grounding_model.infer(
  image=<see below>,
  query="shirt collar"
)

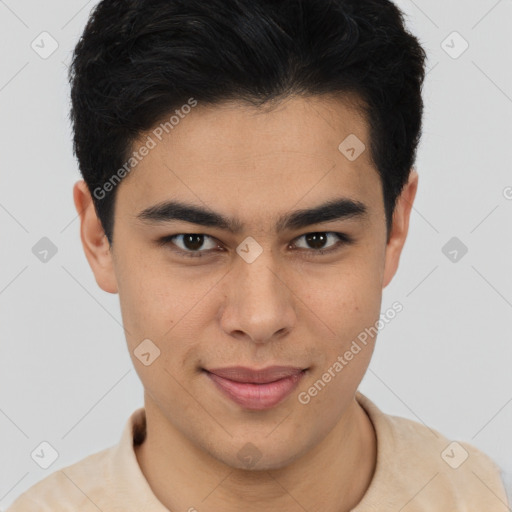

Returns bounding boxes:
[109,392,389,510]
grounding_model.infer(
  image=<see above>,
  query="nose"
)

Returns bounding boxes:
[218,247,297,345]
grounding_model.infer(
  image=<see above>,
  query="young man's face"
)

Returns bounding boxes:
[75,94,417,470]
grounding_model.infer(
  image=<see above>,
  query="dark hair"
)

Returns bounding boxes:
[68,0,427,246]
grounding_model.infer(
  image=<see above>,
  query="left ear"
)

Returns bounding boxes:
[382,169,419,289]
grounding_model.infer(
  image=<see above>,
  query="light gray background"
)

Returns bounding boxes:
[1,0,511,508]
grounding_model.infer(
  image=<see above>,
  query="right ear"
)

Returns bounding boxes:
[72,180,119,294]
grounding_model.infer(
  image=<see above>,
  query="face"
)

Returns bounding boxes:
[75,94,417,470]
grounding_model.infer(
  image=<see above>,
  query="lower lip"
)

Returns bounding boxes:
[204,370,306,410]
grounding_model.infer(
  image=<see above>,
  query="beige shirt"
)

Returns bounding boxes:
[7,391,511,511]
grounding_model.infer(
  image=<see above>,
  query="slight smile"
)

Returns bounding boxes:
[203,366,308,410]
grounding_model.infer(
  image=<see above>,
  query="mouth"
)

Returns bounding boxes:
[203,365,307,410]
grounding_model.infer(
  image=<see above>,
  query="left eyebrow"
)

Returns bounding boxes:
[135,197,369,233]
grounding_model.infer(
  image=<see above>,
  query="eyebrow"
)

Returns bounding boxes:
[136,197,369,233]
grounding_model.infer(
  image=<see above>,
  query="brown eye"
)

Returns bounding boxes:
[292,232,352,255]
[157,233,220,258]
[180,234,207,251]
[304,233,330,250]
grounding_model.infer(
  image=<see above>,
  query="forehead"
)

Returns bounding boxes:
[115,94,382,225]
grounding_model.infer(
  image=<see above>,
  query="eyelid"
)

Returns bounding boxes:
[290,232,352,251]
[157,231,353,258]
[156,233,222,256]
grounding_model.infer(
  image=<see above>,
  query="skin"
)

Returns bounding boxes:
[73,94,418,512]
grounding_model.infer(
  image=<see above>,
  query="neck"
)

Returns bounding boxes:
[135,394,376,512]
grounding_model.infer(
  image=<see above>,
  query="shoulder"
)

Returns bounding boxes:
[385,405,502,473]
[6,408,146,512]
[355,392,509,509]
[6,445,115,512]
[499,467,512,506]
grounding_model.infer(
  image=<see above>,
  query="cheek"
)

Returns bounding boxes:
[116,263,224,398]
[116,271,174,344]
[115,246,211,340]
[302,260,383,338]
[116,265,206,408]
[295,272,380,416]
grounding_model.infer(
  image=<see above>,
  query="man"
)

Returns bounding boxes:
[8,0,510,510]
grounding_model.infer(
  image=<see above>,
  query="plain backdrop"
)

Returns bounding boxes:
[1,0,511,508]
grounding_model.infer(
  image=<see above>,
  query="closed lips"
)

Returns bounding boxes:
[204,366,306,384]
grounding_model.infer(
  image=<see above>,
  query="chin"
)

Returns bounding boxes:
[219,439,308,472]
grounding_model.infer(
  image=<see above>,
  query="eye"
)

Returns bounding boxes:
[290,232,353,256]
[156,233,221,258]
[156,231,353,259]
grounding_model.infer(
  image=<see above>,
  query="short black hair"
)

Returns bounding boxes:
[68,0,427,246]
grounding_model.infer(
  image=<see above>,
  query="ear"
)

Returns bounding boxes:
[382,169,419,289]
[73,180,118,294]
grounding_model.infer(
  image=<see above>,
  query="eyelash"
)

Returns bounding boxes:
[156,232,354,259]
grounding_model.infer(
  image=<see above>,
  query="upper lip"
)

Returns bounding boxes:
[205,365,305,384]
